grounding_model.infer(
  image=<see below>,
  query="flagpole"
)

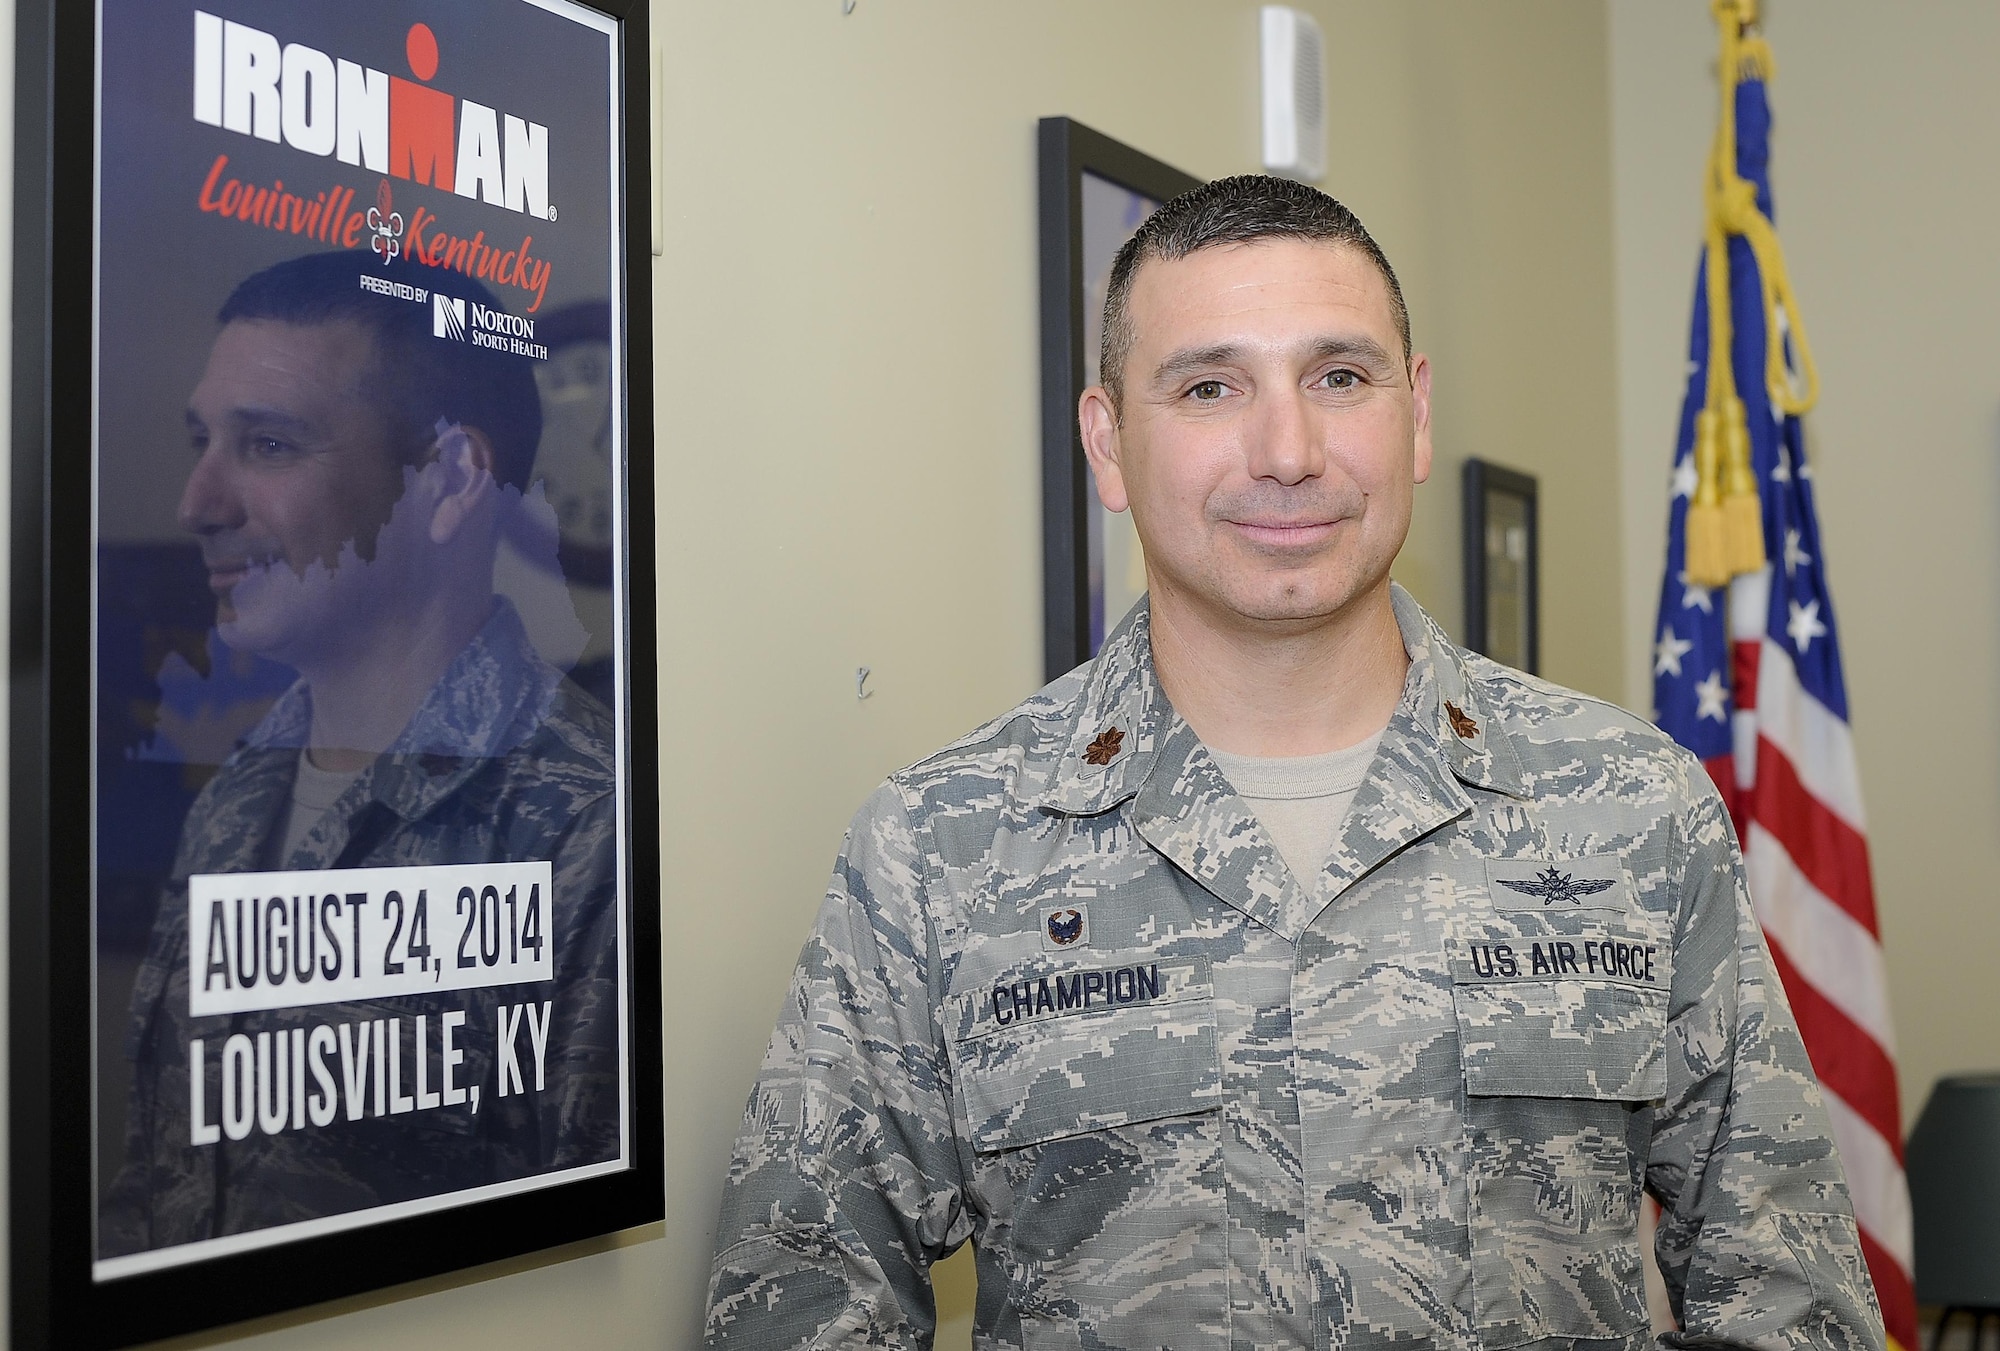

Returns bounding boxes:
[1652,8,1916,1347]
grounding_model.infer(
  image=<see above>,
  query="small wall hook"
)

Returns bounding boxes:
[842,0,856,13]
[856,666,873,700]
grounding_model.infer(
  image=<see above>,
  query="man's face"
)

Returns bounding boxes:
[1083,238,1432,634]
[180,318,417,665]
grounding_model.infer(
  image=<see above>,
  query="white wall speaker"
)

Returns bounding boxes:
[1260,6,1326,182]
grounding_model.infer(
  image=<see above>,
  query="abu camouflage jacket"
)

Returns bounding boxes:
[101,599,621,1259]
[707,587,1884,1351]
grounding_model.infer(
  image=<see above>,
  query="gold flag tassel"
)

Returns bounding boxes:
[1685,0,1821,588]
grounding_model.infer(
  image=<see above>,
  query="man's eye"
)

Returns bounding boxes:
[1189,380,1227,401]
[1318,369,1360,390]
[248,436,297,460]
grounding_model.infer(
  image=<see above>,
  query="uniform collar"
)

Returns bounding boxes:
[1035,583,1527,816]
[1388,584,1528,800]
[1035,587,1527,939]
[241,596,563,827]
[1035,601,1171,817]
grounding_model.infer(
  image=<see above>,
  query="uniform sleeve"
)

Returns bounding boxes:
[539,790,622,1169]
[705,782,972,1350]
[1645,777,1886,1351]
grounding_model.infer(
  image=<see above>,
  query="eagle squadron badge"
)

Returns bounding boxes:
[1497,866,1618,907]
[1040,903,1090,950]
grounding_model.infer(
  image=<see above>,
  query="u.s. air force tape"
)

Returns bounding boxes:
[1459,932,1661,987]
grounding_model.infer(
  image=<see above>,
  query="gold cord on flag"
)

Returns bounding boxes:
[1685,0,1822,588]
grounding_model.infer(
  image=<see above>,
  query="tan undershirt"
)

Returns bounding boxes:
[272,751,366,866]
[1208,731,1385,895]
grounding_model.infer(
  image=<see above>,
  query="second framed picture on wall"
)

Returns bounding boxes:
[1461,459,1540,674]
[1037,117,1201,682]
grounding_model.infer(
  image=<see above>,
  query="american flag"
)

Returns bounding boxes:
[1650,69,1914,1351]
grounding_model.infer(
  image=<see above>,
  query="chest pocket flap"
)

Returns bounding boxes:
[1452,925,1671,1101]
[1451,919,1666,1344]
[950,954,1218,1152]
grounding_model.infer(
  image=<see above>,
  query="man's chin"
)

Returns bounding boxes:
[1146,546,1397,633]
[215,609,299,665]
[1216,571,1390,629]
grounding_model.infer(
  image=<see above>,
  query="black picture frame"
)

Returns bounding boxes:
[1460,459,1540,674]
[1037,117,1201,682]
[9,0,663,1344]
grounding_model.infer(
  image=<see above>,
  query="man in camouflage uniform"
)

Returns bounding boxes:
[706,178,1884,1349]
[101,252,620,1258]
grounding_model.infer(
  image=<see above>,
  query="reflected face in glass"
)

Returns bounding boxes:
[541,340,610,399]
[533,340,614,551]
[180,318,415,664]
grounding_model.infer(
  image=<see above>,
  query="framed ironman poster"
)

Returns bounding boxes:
[9,0,662,1343]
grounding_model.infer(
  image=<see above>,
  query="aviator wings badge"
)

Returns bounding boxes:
[1497,866,1618,907]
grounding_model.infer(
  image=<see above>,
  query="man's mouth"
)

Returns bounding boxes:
[203,555,275,593]
[205,561,248,592]
[1228,518,1342,547]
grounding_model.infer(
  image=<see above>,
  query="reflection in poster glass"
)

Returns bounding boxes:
[92,0,630,1279]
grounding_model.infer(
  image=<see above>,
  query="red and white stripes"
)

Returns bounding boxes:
[1715,566,1915,1348]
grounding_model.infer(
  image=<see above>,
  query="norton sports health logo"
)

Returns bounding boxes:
[192,12,551,221]
[433,293,465,341]
[433,290,549,360]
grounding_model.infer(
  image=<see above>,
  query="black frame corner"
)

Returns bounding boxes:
[1460,457,1541,675]
[1036,117,1200,683]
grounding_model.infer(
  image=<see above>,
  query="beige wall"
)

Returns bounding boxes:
[0,3,1622,1348]
[1611,0,2000,1130]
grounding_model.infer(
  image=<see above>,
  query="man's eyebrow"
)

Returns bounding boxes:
[206,404,318,437]
[1304,335,1396,369]
[1148,335,1400,389]
[1149,344,1247,388]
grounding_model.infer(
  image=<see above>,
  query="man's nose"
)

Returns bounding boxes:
[1245,386,1325,486]
[177,448,244,535]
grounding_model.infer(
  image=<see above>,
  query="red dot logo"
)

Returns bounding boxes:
[406,23,439,82]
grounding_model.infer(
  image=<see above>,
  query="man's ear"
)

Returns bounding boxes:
[1078,385,1130,513]
[1408,353,1434,486]
[426,423,500,545]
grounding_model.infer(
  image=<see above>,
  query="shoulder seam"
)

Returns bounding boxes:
[1473,664,1682,739]
[891,697,1076,783]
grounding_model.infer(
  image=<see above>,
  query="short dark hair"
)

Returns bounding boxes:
[217,251,543,492]
[1100,175,1410,409]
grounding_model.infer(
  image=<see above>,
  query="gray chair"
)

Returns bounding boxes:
[1908,1074,2000,1350]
